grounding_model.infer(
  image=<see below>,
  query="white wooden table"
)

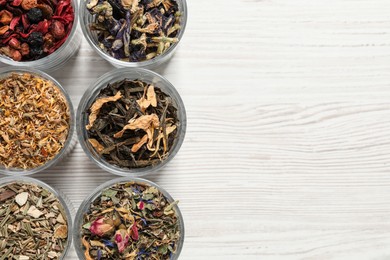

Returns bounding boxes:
[2,0,390,259]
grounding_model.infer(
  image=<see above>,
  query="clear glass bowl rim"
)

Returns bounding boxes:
[0,67,75,176]
[73,176,185,260]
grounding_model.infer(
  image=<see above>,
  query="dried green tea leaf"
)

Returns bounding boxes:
[85,79,179,169]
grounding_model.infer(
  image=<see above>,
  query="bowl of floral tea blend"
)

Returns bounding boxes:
[0,68,75,175]
[74,178,184,260]
[77,68,186,176]
[0,0,80,71]
[79,0,187,69]
[0,176,73,259]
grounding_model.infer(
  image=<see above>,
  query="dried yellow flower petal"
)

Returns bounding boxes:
[88,138,105,153]
[0,73,70,170]
[86,91,122,130]
[114,114,159,138]
[82,236,94,260]
[131,134,148,153]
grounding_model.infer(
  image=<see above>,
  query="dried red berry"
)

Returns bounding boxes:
[11,49,22,61]
[36,4,53,19]
[9,38,21,49]
[50,20,65,39]
[43,33,54,52]
[20,42,29,56]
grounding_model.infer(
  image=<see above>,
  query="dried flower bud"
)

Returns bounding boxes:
[89,218,114,237]
[9,38,21,49]
[50,20,65,39]
[0,10,13,25]
[0,25,9,35]
[21,0,38,10]
[20,43,30,56]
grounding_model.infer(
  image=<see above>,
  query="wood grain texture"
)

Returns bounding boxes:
[2,0,390,259]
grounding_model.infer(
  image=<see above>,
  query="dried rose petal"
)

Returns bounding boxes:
[114,229,130,253]
[130,223,138,241]
[138,200,144,210]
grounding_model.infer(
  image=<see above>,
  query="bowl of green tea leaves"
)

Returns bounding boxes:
[77,68,186,176]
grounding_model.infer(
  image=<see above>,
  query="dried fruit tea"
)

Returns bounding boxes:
[81,182,181,259]
[85,79,179,169]
[86,0,182,62]
[0,0,74,61]
[0,73,70,170]
[0,182,69,259]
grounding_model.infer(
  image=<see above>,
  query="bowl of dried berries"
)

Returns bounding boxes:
[0,0,81,71]
[79,0,187,69]
[74,177,184,259]
[0,67,75,175]
[0,176,73,259]
[77,68,186,176]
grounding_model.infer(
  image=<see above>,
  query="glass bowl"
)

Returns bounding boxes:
[0,0,81,72]
[0,176,74,259]
[73,177,185,259]
[0,67,76,176]
[76,67,186,177]
[79,0,188,69]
